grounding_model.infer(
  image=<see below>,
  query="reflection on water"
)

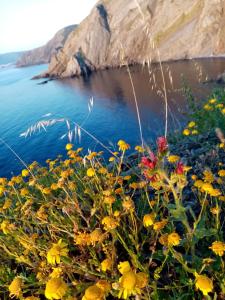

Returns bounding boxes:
[0,58,225,177]
[59,58,225,137]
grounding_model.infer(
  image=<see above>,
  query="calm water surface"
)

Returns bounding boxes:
[0,58,225,177]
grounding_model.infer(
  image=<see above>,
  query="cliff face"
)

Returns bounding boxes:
[16,25,76,67]
[41,0,225,78]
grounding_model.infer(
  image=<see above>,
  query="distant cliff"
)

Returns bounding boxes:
[36,0,225,79]
[16,25,76,67]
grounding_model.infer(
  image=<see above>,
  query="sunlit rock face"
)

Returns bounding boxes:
[16,25,76,67]
[40,0,225,78]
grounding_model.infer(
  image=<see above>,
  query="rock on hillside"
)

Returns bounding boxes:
[16,25,76,67]
[38,0,225,78]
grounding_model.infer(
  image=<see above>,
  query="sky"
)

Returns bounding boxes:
[0,0,98,54]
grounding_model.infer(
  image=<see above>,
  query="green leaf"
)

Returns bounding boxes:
[194,228,217,240]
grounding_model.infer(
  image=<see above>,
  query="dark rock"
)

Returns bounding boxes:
[216,72,225,84]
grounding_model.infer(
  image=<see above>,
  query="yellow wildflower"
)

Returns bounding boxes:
[194,180,204,188]
[96,280,111,293]
[103,190,112,196]
[87,152,97,160]
[90,229,103,245]
[47,239,69,265]
[20,188,29,196]
[0,177,6,185]
[122,197,135,211]
[115,187,123,194]
[209,98,216,104]
[135,145,144,153]
[101,216,118,231]
[1,220,13,234]
[114,210,120,217]
[183,129,190,136]
[203,170,214,183]
[188,121,196,128]
[118,270,139,299]
[104,195,116,205]
[218,169,225,177]
[2,198,12,210]
[118,261,131,274]
[51,183,59,190]
[87,168,95,177]
[210,207,220,215]
[222,108,225,115]
[24,297,40,300]
[167,155,180,163]
[201,183,213,193]
[45,278,68,299]
[159,234,168,246]
[82,285,104,300]
[9,277,23,298]
[98,167,107,174]
[153,219,168,231]
[136,272,148,288]
[101,259,112,272]
[191,175,197,181]
[118,140,130,151]
[75,232,91,246]
[22,169,29,177]
[195,274,213,296]
[50,267,63,278]
[42,187,51,195]
[183,166,192,172]
[216,103,224,108]
[12,176,23,184]
[209,189,221,197]
[209,241,225,256]
[143,213,155,227]
[0,186,5,196]
[129,182,138,189]
[204,104,213,111]
[167,232,181,247]
[37,206,48,221]
[66,143,73,150]
[192,130,198,135]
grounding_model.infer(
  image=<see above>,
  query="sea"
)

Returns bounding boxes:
[0,58,225,177]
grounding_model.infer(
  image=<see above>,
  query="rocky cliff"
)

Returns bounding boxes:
[38,0,225,78]
[16,25,76,67]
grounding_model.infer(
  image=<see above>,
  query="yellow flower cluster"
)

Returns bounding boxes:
[116,262,148,299]
[47,240,69,265]
[183,121,198,136]
[0,134,224,299]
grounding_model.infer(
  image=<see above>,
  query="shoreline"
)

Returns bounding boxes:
[31,55,225,81]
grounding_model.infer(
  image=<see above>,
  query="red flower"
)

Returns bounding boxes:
[176,162,184,175]
[157,136,168,153]
[141,153,157,170]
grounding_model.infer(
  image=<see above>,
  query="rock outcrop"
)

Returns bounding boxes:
[16,25,76,67]
[38,0,225,78]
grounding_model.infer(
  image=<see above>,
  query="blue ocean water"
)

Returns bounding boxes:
[0,59,224,177]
